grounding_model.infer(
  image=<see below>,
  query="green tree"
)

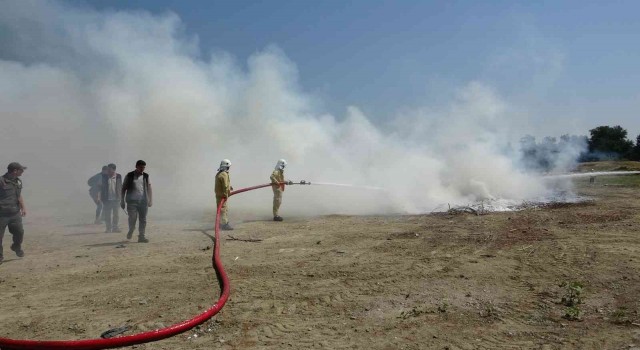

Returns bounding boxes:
[588,125,634,159]
[631,134,640,161]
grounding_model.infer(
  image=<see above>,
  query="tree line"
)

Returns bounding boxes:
[585,125,640,161]
[520,125,640,172]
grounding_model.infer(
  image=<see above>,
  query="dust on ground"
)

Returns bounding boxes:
[1,177,640,349]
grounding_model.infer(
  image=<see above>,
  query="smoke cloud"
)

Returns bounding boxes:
[0,1,583,219]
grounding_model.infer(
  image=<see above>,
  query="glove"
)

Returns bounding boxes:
[120,201,125,210]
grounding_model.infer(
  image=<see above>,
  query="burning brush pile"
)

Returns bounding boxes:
[441,192,592,216]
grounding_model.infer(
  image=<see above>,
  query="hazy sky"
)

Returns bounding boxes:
[76,0,640,139]
[0,0,615,215]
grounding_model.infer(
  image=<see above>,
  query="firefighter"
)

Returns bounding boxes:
[215,159,233,230]
[270,159,292,221]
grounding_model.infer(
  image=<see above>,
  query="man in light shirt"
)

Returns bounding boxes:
[97,163,122,233]
[121,160,152,243]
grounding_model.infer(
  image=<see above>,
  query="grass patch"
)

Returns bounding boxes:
[574,174,640,187]
[560,281,584,321]
[610,307,631,325]
[601,175,640,187]
[577,161,640,172]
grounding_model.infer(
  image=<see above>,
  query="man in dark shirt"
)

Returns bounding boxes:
[88,166,108,224]
[0,162,27,264]
[121,160,153,243]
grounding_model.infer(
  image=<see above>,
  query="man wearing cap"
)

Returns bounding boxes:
[0,162,27,264]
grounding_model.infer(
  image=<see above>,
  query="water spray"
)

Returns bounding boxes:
[544,171,640,180]
[291,180,312,185]
[305,181,385,191]
[286,179,384,192]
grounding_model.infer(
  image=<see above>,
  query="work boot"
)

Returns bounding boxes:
[221,223,234,231]
[273,216,283,222]
[126,231,133,240]
[10,245,24,258]
[138,237,149,243]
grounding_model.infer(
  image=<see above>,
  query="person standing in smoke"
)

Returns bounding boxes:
[215,159,233,231]
[121,160,152,243]
[98,163,122,233]
[0,162,27,264]
[88,165,108,224]
[270,159,292,222]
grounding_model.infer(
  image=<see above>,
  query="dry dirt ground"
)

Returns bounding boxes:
[1,176,640,350]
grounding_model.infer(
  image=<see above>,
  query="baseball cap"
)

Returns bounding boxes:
[7,162,27,171]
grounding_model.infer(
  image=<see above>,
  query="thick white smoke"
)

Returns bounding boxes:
[0,1,578,219]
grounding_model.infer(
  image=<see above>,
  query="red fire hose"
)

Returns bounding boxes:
[0,183,275,350]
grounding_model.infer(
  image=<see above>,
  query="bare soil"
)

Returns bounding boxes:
[1,179,640,349]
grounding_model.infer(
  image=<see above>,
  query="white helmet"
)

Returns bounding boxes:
[275,159,287,170]
[218,159,231,171]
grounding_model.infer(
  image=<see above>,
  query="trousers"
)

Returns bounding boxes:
[90,190,102,220]
[103,200,120,230]
[216,196,229,225]
[272,187,283,216]
[127,200,148,238]
[0,213,23,258]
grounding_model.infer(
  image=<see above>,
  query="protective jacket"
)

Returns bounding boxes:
[270,169,285,191]
[215,171,231,198]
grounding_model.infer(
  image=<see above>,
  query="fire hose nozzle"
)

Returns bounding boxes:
[299,180,311,185]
